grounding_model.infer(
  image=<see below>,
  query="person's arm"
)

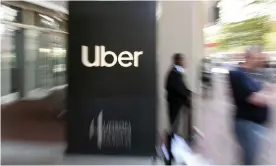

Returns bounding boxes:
[247,75,276,106]
[247,92,268,107]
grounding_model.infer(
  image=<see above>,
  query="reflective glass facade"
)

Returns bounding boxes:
[0,5,21,98]
[1,4,67,102]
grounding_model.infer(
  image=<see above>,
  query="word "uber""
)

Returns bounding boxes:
[82,45,143,67]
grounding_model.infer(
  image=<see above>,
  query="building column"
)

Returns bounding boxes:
[157,1,205,137]
[22,9,39,97]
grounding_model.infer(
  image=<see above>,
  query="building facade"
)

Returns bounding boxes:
[1,1,68,103]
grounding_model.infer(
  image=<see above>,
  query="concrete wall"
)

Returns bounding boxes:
[157,1,205,136]
[22,10,37,95]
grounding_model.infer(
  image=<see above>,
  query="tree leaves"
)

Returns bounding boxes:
[218,15,271,49]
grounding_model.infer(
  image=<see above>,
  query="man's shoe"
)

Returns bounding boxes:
[164,158,172,165]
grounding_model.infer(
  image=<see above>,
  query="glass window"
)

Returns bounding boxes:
[52,33,67,86]
[35,12,65,30]
[36,31,67,90]
[1,25,20,96]
[33,12,67,90]
[26,12,66,91]
[1,5,21,101]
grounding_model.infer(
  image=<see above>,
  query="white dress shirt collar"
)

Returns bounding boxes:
[174,65,185,73]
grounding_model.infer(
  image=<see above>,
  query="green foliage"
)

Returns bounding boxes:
[264,32,276,50]
[247,0,266,5]
[218,16,271,49]
[247,0,276,6]
[215,0,276,50]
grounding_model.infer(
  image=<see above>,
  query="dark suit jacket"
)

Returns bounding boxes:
[165,67,191,110]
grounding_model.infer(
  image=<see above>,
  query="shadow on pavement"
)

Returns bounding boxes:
[1,88,66,143]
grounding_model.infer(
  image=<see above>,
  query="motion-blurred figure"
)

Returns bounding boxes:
[229,46,275,165]
[250,52,276,84]
[165,53,192,165]
[201,58,213,98]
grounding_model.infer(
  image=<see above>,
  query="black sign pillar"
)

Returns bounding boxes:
[67,1,157,156]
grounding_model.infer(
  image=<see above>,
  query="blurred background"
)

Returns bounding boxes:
[204,0,276,73]
[1,0,276,165]
[1,1,67,101]
[1,1,68,164]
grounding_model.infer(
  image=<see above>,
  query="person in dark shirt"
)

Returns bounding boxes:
[165,53,192,165]
[229,46,274,165]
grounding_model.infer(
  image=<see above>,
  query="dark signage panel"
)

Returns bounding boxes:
[67,1,157,156]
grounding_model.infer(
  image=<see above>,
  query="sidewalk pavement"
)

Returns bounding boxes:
[194,74,276,165]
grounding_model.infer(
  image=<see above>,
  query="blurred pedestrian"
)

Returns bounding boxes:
[255,53,275,84]
[229,46,275,165]
[201,58,213,98]
[165,53,192,165]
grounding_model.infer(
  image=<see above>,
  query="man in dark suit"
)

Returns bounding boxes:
[165,53,192,165]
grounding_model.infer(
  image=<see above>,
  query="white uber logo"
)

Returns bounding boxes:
[82,45,143,67]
